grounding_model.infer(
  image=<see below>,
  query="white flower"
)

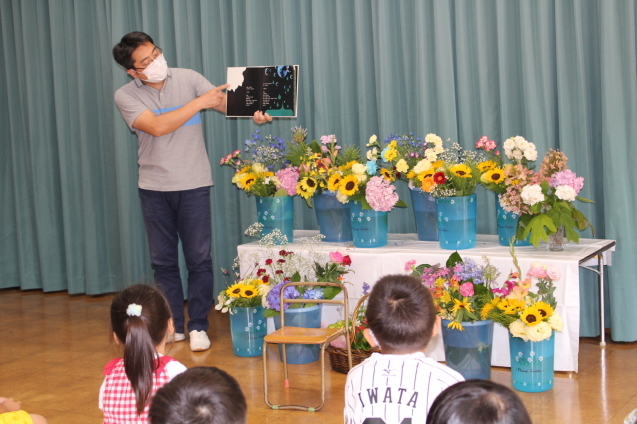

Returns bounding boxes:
[215,303,223,310]
[509,320,529,340]
[520,185,545,205]
[555,185,577,202]
[336,191,349,203]
[547,313,564,332]
[425,133,442,146]
[530,261,545,269]
[413,159,432,175]
[503,138,516,151]
[352,163,367,175]
[252,163,265,173]
[367,134,378,146]
[396,159,409,174]
[512,150,524,161]
[425,149,438,161]
[526,321,553,342]
[524,147,538,161]
[366,147,378,161]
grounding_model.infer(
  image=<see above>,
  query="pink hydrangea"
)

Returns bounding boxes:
[365,176,399,212]
[549,169,584,195]
[275,167,300,196]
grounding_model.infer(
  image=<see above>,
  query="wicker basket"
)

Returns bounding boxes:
[327,294,377,374]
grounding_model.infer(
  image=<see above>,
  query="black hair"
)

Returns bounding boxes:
[426,380,532,424]
[112,31,154,70]
[110,284,172,415]
[149,367,247,424]
[366,274,437,353]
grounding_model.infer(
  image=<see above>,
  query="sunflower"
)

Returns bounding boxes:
[236,173,257,190]
[480,168,505,184]
[327,173,342,191]
[447,321,465,331]
[433,171,447,184]
[297,177,318,199]
[477,160,498,172]
[449,164,472,178]
[383,148,398,162]
[380,168,395,182]
[340,161,358,171]
[480,298,501,319]
[534,301,554,319]
[338,175,359,196]
[521,305,543,326]
[226,283,244,298]
[498,298,526,315]
[240,285,259,298]
[451,297,474,314]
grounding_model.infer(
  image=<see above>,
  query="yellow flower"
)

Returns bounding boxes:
[477,161,497,172]
[498,298,526,315]
[432,160,444,169]
[480,168,505,184]
[297,177,318,199]
[327,173,342,191]
[236,173,257,190]
[383,148,398,162]
[340,161,358,171]
[380,168,395,182]
[440,291,452,304]
[447,321,465,331]
[395,159,409,174]
[520,305,543,326]
[481,298,500,319]
[451,297,474,314]
[240,285,259,298]
[339,175,359,196]
[226,283,244,298]
[450,164,472,178]
[534,301,554,319]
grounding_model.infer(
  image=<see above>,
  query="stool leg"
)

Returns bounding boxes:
[599,254,606,347]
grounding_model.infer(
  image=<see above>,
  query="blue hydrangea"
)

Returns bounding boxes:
[303,289,324,300]
[454,259,484,285]
[266,281,300,311]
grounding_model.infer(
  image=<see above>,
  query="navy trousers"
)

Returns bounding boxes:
[139,186,214,333]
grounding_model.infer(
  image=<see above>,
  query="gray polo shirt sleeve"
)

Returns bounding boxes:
[114,83,149,131]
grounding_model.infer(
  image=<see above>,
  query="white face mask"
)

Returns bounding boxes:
[138,54,168,83]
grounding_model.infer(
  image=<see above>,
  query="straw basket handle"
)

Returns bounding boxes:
[349,294,370,346]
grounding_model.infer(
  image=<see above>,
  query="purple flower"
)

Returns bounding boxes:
[266,281,300,311]
[362,282,371,295]
[303,289,324,300]
[549,169,584,195]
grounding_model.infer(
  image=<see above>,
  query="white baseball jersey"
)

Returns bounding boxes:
[344,351,464,424]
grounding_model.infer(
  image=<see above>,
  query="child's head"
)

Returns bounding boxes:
[426,380,532,424]
[110,284,173,414]
[365,274,438,353]
[149,367,247,424]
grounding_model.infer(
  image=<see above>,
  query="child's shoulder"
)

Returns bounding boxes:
[102,358,123,375]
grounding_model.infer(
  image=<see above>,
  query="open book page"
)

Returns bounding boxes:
[226,65,298,117]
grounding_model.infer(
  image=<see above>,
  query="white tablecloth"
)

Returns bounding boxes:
[237,231,615,372]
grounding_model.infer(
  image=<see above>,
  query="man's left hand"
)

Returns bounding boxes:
[253,111,273,124]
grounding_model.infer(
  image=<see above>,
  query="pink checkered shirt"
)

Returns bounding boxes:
[101,356,174,424]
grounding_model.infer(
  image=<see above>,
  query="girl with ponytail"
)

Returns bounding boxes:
[99,284,187,424]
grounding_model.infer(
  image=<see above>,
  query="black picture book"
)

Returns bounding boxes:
[226,65,298,117]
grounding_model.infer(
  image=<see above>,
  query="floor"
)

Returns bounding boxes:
[1,288,636,424]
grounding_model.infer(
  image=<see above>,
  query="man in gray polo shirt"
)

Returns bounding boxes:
[112,31,270,352]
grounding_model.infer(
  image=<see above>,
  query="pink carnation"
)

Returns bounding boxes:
[365,176,399,212]
[275,167,300,196]
[546,265,561,281]
[527,266,548,279]
[329,251,344,263]
[459,282,474,297]
[404,260,416,271]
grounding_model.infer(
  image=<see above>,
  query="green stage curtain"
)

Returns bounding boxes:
[1,0,635,341]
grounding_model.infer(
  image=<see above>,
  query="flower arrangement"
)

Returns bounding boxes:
[420,138,488,198]
[368,133,445,193]
[285,131,362,205]
[477,135,538,195]
[499,148,593,247]
[323,135,407,211]
[328,282,372,351]
[220,129,299,197]
[484,251,564,342]
[406,252,500,330]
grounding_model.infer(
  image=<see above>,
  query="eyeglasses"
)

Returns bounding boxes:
[132,47,163,71]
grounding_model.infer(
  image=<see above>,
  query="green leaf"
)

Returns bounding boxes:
[445,252,463,268]
[522,214,557,247]
[322,286,342,300]
[291,271,301,282]
[395,199,408,208]
[305,196,313,208]
[263,308,280,318]
[273,188,289,197]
